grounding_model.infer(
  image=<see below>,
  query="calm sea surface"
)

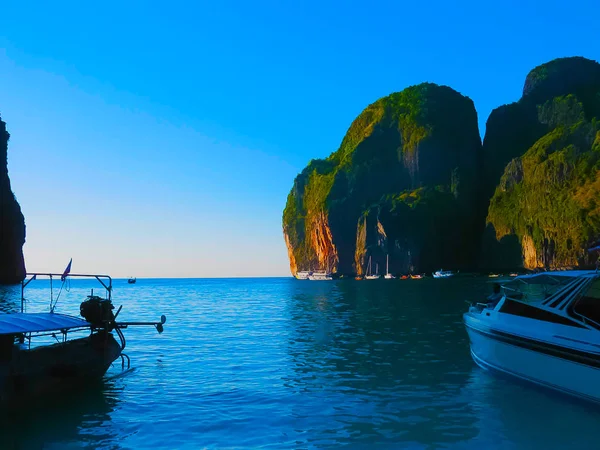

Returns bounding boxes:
[1,277,600,449]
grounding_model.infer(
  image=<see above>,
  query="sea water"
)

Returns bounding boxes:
[1,277,599,449]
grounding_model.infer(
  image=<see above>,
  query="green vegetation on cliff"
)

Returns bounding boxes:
[283,83,482,275]
[285,56,600,275]
[485,57,600,268]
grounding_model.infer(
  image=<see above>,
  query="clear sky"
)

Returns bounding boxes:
[0,0,598,278]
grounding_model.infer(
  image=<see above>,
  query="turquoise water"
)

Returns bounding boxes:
[1,277,600,449]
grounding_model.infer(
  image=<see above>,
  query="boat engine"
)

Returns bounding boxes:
[80,295,115,329]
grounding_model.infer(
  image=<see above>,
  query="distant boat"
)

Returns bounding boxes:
[400,275,409,280]
[308,270,332,281]
[308,259,333,281]
[432,269,455,278]
[488,273,501,278]
[128,277,136,284]
[509,272,519,277]
[384,255,395,279]
[295,271,312,280]
[365,256,380,280]
[410,274,424,279]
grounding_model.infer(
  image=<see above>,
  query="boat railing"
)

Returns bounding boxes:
[502,285,526,300]
[569,292,600,330]
[21,272,113,314]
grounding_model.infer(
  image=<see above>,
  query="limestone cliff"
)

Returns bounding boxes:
[283,83,483,276]
[484,57,600,269]
[0,115,26,284]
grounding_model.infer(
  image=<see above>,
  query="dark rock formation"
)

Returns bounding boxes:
[0,115,26,284]
[283,83,483,276]
[483,57,600,269]
[284,56,600,275]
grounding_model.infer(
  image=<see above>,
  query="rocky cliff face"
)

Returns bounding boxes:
[283,83,483,276]
[0,115,26,284]
[284,57,600,275]
[484,57,600,269]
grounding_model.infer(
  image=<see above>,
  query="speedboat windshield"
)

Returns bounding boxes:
[501,274,579,303]
[571,278,600,327]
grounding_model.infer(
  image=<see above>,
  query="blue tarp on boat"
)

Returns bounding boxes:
[0,313,90,335]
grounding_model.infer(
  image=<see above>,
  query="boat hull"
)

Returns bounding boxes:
[465,319,600,404]
[0,332,122,405]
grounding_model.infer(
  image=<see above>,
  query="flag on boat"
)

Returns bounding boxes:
[61,258,72,282]
[588,245,600,253]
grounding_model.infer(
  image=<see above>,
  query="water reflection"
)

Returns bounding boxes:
[0,381,122,449]
[461,367,600,449]
[0,284,21,313]
[284,279,483,447]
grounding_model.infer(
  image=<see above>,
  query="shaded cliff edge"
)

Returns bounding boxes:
[0,114,26,284]
[283,83,483,276]
[482,57,600,269]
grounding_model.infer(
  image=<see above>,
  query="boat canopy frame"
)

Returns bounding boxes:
[21,272,112,314]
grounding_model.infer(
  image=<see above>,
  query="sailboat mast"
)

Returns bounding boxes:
[386,254,389,275]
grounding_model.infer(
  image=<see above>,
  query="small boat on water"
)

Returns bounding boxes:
[488,273,501,278]
[365,256,380,280]
[295,271,312,280]
[384,255,395,279]
[432,269,455,278]
[410,274,424,279]
[128,277,136,284]
[464,270,600,404]
[308,271,333,281]
[0,272,165,406]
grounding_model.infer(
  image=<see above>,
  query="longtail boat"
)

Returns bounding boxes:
[0,272,165,405]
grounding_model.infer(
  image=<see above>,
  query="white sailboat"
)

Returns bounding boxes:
[384,254,395,279]
[365,256,380,280]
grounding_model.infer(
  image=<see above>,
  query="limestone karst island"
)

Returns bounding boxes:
[283,56,600,278]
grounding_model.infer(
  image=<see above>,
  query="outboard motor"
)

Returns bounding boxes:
[80,295,115,329]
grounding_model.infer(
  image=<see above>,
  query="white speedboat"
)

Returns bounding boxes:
[308,271,332,281]
[432,269,455,278]
[295,271,312,280]
[464,270,600,404]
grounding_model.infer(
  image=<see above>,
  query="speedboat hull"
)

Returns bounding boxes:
[465,314,600,404]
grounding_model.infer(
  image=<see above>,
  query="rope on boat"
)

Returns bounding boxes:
[104,367,136,381]
[50,277,70,313]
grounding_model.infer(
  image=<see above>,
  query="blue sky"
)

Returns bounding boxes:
[0,0,598,277]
